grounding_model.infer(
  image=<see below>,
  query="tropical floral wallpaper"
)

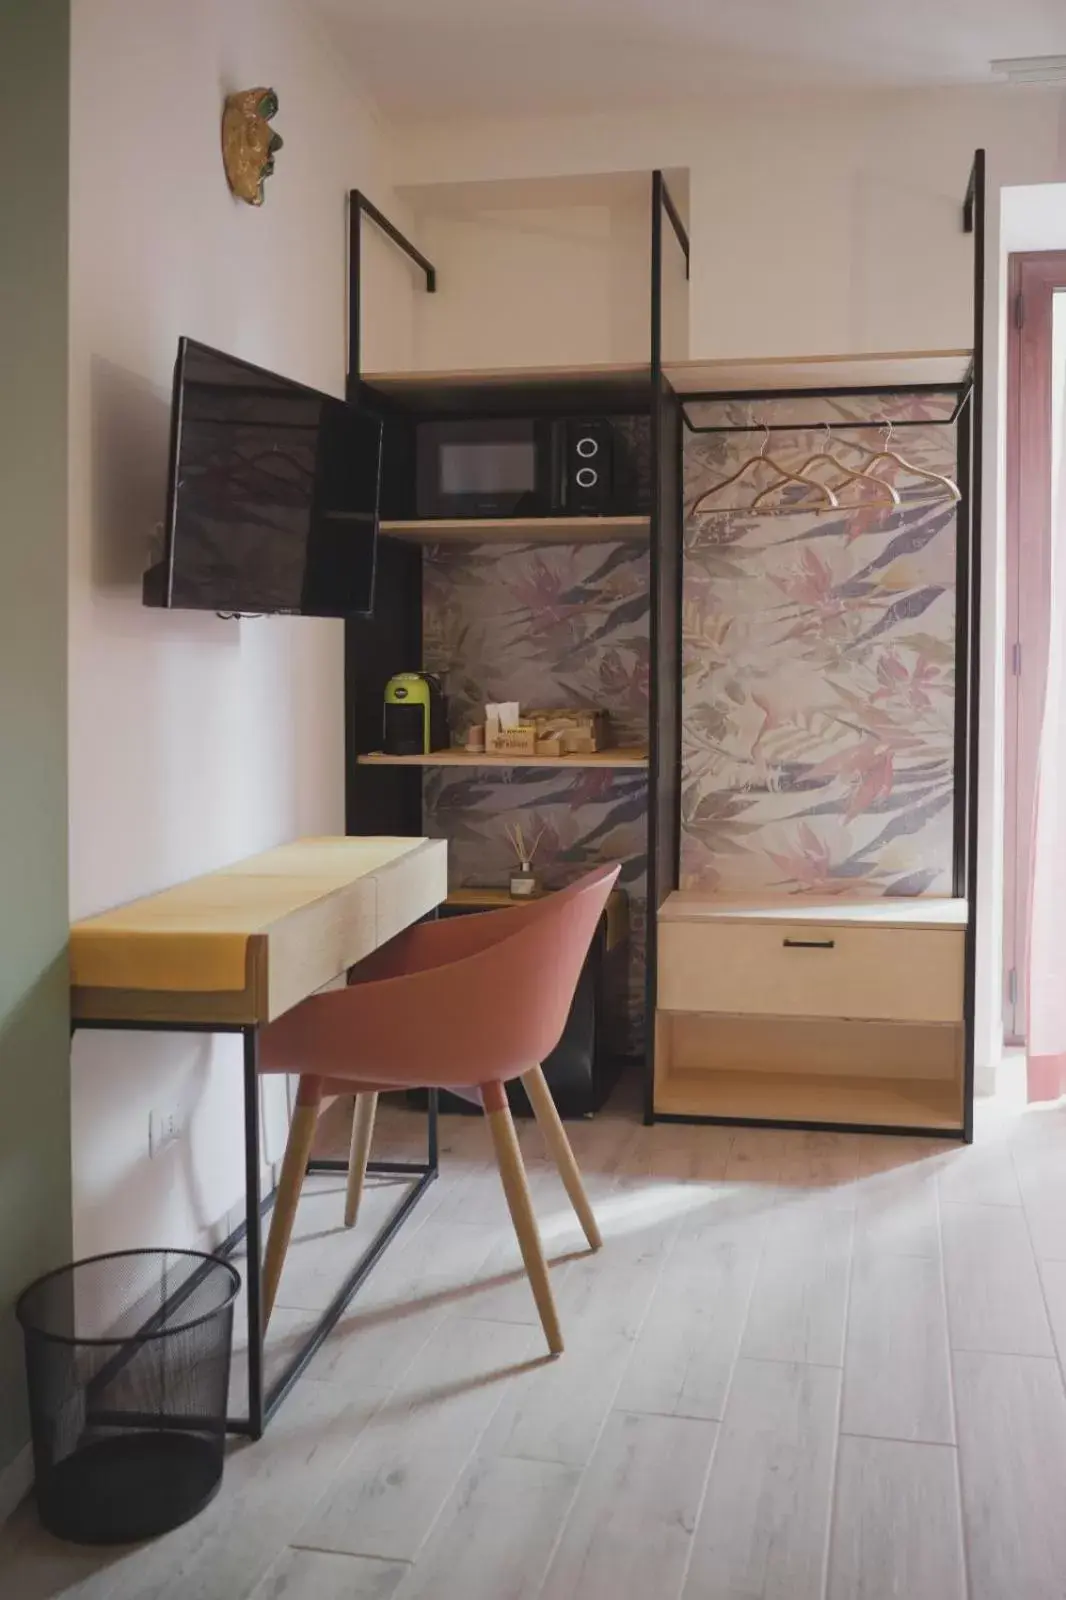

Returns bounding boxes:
[422,540,649,1051]
[680,394,959,898]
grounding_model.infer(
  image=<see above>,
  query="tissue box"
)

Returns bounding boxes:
[485,723,538,756]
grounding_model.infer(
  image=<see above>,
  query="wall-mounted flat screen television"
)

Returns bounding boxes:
[143,338,383,617]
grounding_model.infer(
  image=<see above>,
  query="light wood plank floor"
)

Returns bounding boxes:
[5,1065,1066,1600]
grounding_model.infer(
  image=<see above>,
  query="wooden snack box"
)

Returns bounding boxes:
[483,708,610,758]
[529,708,610,757]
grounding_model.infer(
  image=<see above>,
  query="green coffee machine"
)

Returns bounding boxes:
[382,672,449,755]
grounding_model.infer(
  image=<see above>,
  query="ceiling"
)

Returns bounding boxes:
[314,0,1066,120]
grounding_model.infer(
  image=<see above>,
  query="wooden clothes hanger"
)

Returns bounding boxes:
[785,423,900,508]
[690,422,839,515]
[835,420,962,504]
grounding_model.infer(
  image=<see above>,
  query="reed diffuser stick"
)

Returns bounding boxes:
[506,822,544,868]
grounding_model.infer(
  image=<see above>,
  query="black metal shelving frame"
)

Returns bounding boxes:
[341,153,985,1147]
[346,175,688,1124]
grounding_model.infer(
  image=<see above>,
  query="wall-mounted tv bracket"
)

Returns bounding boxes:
[347,190,437,394]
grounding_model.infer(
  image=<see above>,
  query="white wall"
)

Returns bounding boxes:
[68,0,413,1260]
[409,206,641,370]
[395,88,1066,354]
[388,176,655,372]
[1001,184,1066,254]
[395,84,1066,1089]
[1049,294,1056,524]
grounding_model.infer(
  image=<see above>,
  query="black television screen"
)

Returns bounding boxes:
[144,338,383,617]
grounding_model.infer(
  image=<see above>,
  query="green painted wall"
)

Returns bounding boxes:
[0,0,72,1477]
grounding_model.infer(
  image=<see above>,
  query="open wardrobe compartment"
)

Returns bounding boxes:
[652,153,986,1140]
[342,154,984,1141]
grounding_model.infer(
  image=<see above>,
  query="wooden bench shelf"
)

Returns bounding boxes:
[654,894,968,1135]
[654,1064,963,1132]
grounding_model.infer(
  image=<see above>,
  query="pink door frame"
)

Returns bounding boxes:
[1004,251,1066,1043]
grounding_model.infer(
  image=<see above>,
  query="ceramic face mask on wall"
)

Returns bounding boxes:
[222,87,283,206]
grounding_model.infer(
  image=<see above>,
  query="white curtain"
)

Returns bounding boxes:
[1028,294,1066,1100]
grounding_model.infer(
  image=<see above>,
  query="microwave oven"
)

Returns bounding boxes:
[415,416,624,519]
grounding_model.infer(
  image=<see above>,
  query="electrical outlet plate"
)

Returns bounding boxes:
[149,1106,183,1158]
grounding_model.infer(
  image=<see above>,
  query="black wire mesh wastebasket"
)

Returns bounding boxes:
[16,1249,240,1544]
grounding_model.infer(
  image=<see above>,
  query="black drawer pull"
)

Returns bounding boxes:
[782,937,836,950]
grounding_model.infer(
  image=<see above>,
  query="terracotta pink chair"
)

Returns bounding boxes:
[257,863,620,1354]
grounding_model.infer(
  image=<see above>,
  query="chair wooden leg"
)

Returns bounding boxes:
[262,1077,321,1325]
[344,1092,378,1228]
[484,1086,563,1356]
[521,1064,602,1251]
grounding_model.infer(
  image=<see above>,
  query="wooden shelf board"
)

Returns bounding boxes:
[665,349,972,396]
[358,363,653,414]
[660,893,968,931]
[380,515,649,546]
[362,361,650,393]
[654,1068,962,1132]
[357,747,649,770]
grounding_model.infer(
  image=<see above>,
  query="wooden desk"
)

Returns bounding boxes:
[70,836,448,1436]
[71,836,447,1024]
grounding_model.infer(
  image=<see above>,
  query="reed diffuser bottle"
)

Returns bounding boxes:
[506,822,543,898]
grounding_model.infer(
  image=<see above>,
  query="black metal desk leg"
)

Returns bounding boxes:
[427,1087,439,1171]
[242,1026,265,1439]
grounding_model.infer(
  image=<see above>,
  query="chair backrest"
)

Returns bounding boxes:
[261,864,622,1089]
[460,864,621,1075]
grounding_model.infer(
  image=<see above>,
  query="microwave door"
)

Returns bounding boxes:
[416,419,554,518]
[439,439,537,508]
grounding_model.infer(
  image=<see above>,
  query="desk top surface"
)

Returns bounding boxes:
[70,837,447,1020]
[72,839,421,936]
